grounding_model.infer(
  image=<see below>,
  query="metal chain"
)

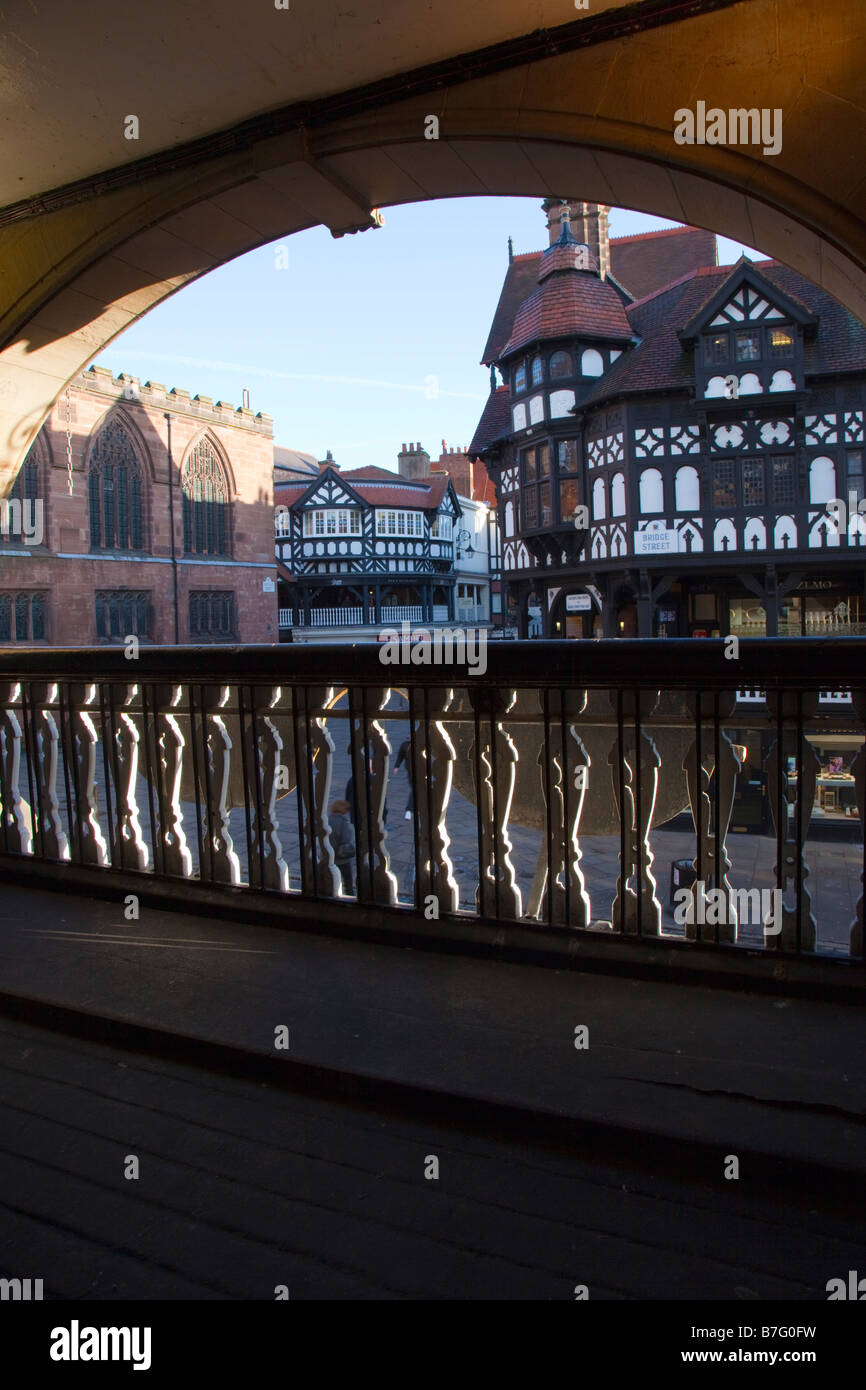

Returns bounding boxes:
[65,388,74,494]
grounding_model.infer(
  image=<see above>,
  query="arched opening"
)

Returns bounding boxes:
[181,436,231,558]
[2,0,865,494]
[87,412,146,552]
[809,456,837,505]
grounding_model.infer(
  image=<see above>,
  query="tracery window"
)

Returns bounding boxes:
[189,591,236,640]
[182,437,229,556]
[95,590,152,641]
[0,591,46,642]
[0,451,40,546]
[88,417,144,551]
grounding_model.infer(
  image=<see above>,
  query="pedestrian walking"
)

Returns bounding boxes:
[394,737,414,820]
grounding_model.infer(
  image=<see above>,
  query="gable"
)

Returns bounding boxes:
[297,469,365,509]
[708,283,787,327]
[679,262,816,344]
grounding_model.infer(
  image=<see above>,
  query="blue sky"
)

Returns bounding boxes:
[91,198,764,474]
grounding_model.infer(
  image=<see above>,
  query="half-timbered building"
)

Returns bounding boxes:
[470,202,866,640]
[274,457,472,640]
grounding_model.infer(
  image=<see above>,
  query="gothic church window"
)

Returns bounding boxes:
[182,437,229,557]
[88,416,144,551]
[1,451,40,546]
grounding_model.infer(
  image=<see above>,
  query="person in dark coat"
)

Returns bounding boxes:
[394,738,415,820]
[329,799,356,895]
[345,748,388,827]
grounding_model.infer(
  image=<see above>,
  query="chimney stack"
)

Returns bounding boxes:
[397,441,431,480]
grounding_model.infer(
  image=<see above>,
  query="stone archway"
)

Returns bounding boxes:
[2,0,864,493]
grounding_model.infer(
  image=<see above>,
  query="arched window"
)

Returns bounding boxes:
[88,416,144,551]
[592,476,606,520]
[809,456,836,505]
[639,467,664,514]
[182,437,230,556]
[610,472,626,516]
[674,465,700,512]
[530,355,544,386]
[513,362,526,393]
[1,446,40,546]
[549,351,571,379]
[581,348,604,378]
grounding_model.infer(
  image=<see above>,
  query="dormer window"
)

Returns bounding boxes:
[513,362,527,393]
[735,332,761,362]
[704,334,728,365]
[769,328,794,358]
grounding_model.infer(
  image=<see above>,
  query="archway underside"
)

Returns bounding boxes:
[1,0,863,493]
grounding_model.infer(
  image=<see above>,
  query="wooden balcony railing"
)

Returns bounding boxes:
[0,640,863,963]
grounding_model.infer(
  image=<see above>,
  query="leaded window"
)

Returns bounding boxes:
[742,458,765,507]
[769,328,794,358]
[704,333,729,364]
[89,417,144,551]
[847,450,863,504]
[713,460,736,508]
[558,439,579,473]
[0,591,46,642]
[1,452,40,546]
[771,456,796,505]
[735,332,761,363]
[182,437,229,556]
[95,590,152,641]
[189,590,236,640]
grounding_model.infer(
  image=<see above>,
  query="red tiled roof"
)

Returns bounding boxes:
[340,465,402,480]
[502,271,632,357]
[482,225,718,364]
[482,256,543,364]
[468,385,512,457]
[609,226,718,301]
[276,469,451,511]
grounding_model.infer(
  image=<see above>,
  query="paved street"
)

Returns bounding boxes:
[1,1014,863,1300]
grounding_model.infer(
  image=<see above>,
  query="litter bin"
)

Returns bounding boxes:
[669,858,696,907]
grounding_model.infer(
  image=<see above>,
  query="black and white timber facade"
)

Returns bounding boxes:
[274,458,487,640]
[469,203,866,640]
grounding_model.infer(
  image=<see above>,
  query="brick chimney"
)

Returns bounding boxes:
[318,448,337,472]
[432,440,472,497]
[397,441,431,480]
[541,199,610,279]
